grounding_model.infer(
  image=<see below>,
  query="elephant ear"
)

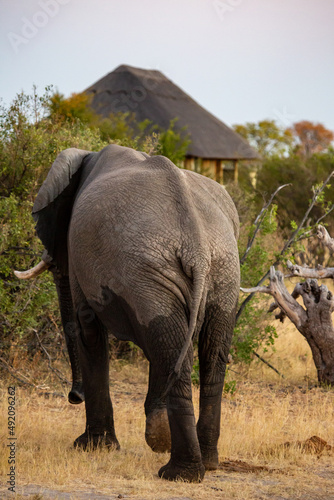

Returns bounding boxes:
[32,148,92,274]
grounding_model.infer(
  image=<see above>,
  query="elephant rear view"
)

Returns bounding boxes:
[16,144,240,483]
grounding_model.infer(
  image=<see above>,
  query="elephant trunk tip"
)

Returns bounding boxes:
[68,389,85,405]
[68,381,85,405]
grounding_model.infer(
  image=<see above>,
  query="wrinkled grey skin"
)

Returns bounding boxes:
[32,144,240,482]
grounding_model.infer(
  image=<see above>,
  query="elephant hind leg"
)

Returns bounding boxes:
[197,306,235,470]
[158,372,205,483]
[143,313,204,482]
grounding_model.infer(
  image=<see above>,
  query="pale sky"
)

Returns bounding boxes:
[1,0,334,131]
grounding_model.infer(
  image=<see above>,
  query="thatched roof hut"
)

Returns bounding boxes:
[85,65,258,182]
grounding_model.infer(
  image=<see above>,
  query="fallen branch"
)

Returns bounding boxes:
[252,350,285,378]
[218,459,275,473]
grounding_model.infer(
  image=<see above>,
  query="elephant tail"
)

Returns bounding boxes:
[162,267,207,398]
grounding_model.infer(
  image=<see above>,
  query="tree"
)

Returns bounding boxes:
[155,118,191,167]
[233,120,294,158]
[255,150,334,235]
[234,120,334,234]
[290,121,334,158]
[0,88,107,198]
[47,91,98,125]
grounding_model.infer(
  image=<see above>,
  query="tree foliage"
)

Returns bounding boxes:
[256,152,334,235]
[234,119,334,234]
[48,91,97,125]
[0,87,107,198]
[290,120,334,158]
[233,119,333,160]
[233,120,294,158]
[155,118,190,167]
[0,88,111,365]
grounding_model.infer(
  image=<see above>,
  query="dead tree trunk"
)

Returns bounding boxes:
[241,225,334,386]
[242,266,334,386]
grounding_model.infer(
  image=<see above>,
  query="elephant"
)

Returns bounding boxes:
[15,144,240,482]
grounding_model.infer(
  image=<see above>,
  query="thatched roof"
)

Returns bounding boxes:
[85,65,258,160]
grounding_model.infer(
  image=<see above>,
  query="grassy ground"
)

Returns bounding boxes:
[1,321,334,499]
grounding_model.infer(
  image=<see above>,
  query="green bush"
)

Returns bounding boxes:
[0,194,59,358]
[249,152,334,234]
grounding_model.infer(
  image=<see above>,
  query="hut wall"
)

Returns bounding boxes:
[183,157,238,184]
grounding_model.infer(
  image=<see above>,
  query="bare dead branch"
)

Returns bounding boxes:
[286,260,334,279]
[267,301,287,322]
[240,184,291,265]
[240,286,270,294]
[317,225,334,254]
[242,267,307,328]
[269,268,308,327]
[293,280,334,314]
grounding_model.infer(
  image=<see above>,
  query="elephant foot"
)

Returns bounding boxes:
[201,446,219,471]
[74,431,120,451]
[145,408,171,453]
[158,459,205,483]
[68,381,85,405]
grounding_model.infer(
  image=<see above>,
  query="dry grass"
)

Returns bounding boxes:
[245,315,317,385]
[1,323,334,499]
